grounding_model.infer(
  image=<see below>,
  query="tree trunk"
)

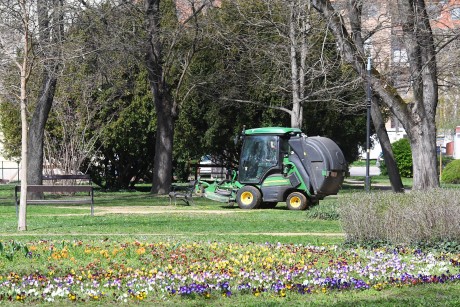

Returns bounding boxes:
[18,71,28,232]
[407,120,439,190]
[395,0,439,190]
[289,2,302,129]
[151,113,174,194]
[288,0,309,129]
[18,0,30,232]
[27,0,61,191]
[371,99,404,192]
[145,0,176,194]
[27,75,57,187]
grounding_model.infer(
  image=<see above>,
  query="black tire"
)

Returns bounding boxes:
[236,186,262,209]
[286,192,308,210]
[260,202,278,209]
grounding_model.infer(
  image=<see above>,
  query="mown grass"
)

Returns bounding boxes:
[2,179,460,306]
[0,198,343,245]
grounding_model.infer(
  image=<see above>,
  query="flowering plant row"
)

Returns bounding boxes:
[0,240,459,303]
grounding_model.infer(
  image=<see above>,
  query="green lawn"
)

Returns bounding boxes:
[2,180,460,306]
[0,189,343,244]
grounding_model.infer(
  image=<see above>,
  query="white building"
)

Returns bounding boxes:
[362,123,460,161]
[454,126,460,159]
[0,131,19,182]
[360,116,407,160]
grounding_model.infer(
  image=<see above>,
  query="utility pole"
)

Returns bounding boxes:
[365,57,372,192]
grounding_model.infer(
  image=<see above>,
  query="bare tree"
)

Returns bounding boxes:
[0,0,35,230]
[288,0,308,128]
[44,1,145,180]
[312,0,440,190]
[211,0,364,127]
[43,96,104,176]
[0,0,80,230]
[434,4,460,133]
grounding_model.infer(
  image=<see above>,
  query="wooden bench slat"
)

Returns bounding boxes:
[42,175,91,180]
[15,175,94,216]
[26,199,92,204]
[16,185,93,193]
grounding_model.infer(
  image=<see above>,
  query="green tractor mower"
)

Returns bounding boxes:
[198,127,347,210]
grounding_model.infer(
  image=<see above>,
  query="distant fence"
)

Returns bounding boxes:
[0,161,20,183]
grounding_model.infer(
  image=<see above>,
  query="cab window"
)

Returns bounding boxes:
[239,135,279,183]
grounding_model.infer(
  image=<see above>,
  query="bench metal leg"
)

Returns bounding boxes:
[15,188,18,217]
[91,190,94,216]
[169,190,193,206]
[168,193,177,206]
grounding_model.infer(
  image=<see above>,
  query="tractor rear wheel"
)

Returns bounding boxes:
[286,192,308,210]
[237,186,262,209]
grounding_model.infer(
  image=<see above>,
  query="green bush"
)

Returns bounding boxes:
[439,156,454,176]
[378,138,413,177]
[441,159,460,184]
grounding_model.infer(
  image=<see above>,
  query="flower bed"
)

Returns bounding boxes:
[0,240,459,303]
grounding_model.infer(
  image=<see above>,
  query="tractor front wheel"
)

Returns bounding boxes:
[237,186,262,209]
[286,192,308,210]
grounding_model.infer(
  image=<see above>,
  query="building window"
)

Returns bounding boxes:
[451,7,460,20]
[393,49,408,63]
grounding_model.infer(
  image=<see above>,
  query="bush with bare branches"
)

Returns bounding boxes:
[338,190,460,245]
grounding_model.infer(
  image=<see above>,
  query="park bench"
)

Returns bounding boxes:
[168,180,196,206]
[15,174,94,216]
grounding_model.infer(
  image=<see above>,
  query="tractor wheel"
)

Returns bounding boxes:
[261,202,278,209]
[286,192,308,210]
[236,186,262,209]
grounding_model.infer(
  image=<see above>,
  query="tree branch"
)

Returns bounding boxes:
[219,97,293,115]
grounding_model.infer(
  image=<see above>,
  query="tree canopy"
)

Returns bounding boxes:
[5,0,437,192]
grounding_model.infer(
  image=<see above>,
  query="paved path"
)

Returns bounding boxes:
[349,166,381,176]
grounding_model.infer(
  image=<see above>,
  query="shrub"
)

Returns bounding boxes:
[338,190,460,245]
[305,200,339,220]
[438,156,454,177]
[441,159,460,184]
[378,138,413,177]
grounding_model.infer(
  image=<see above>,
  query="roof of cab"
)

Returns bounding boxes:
[244,127,302,136]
